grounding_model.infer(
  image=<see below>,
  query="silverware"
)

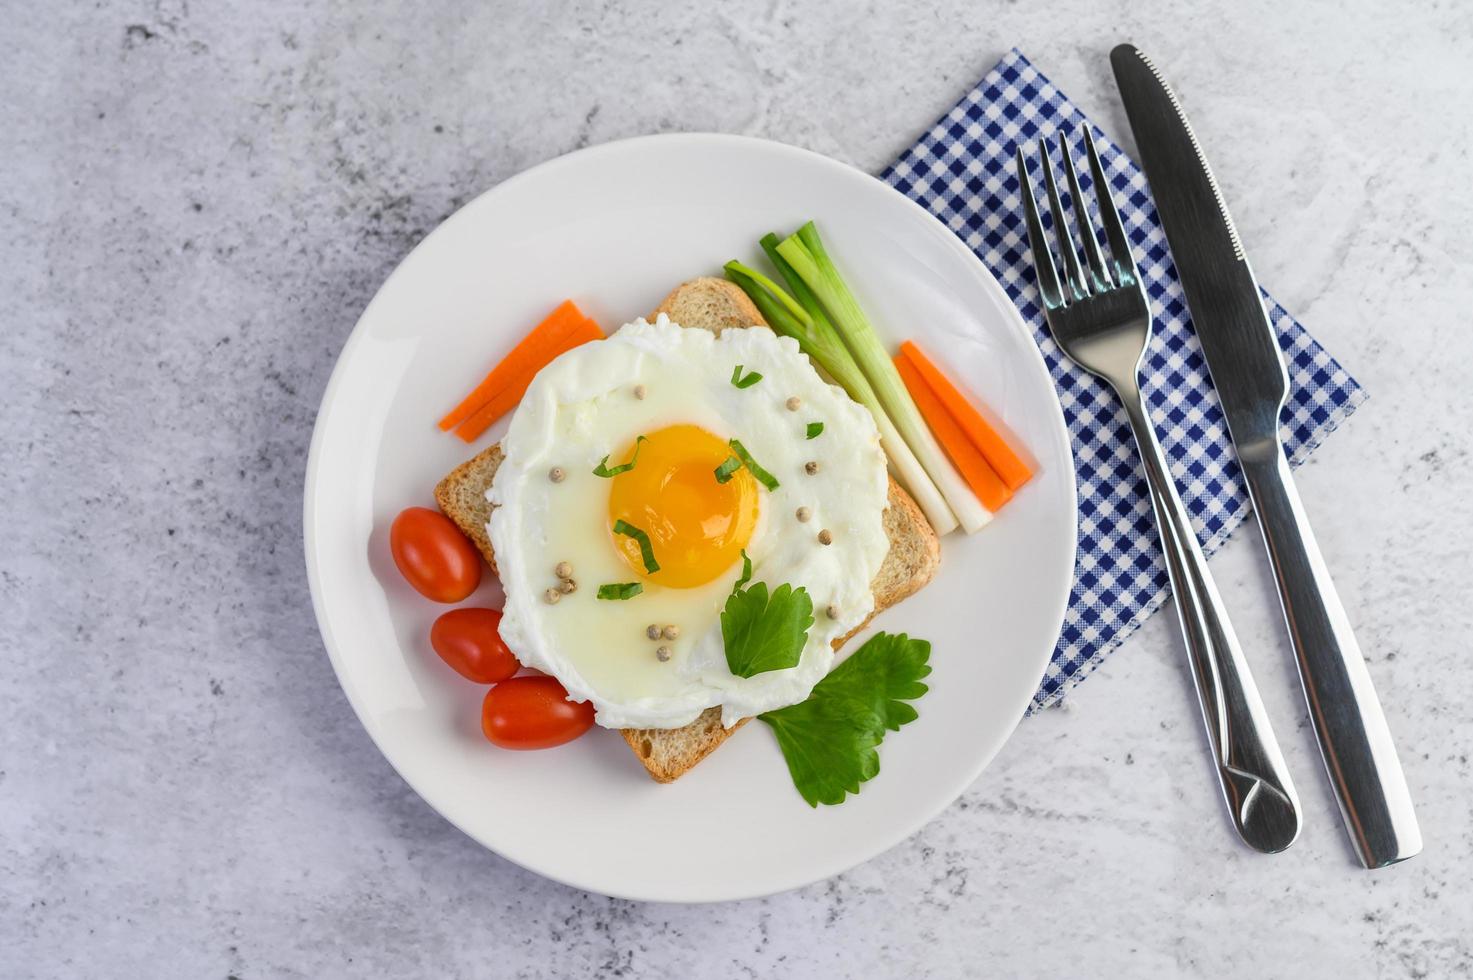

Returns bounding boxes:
[1015,131,1301,853]
[1111,43,1421,868]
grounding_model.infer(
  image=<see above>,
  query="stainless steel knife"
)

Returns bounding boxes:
[1110,43,1422,868]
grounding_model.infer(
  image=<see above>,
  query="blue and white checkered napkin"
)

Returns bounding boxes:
[881,49,1367,710]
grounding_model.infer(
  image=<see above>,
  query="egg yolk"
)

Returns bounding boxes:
[607,424,759,588]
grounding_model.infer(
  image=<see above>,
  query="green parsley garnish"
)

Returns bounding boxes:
[612,519,660,574]
[806,421,824,440]
[595,582,644,600]
[727,438,780,491]
[730,364,763,389]
[713,455,742,484]
[720,560,813,678]
[759,632,931,806]
[592,436,647,478]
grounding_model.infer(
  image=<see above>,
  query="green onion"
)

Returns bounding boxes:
[726,253,960,535]
[596,582,644,600]
[776,222,988,533]
[806,421,824,440]
[726,258,811,329]
[592,435,647,478]
[714,455,742,484]
[760,232,832,328]
[728,438,780,491]
[726,259,857,389]
[613,519,660,573]
[730,364,763,388]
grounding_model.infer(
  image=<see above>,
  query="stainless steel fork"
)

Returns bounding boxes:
[1016,129,1301,853]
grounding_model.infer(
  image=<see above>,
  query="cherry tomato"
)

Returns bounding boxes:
[481,676,595,750]
[390,507,481,602]
[430,608,519,684]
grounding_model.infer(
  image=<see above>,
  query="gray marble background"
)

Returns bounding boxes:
[5,1,1471,977]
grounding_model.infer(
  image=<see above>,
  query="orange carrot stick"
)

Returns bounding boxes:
[454,317,605,442]
[898,340,1033,491]
[894,355,1012,512]
[438,300,587,432]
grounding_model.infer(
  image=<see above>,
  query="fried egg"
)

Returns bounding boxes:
[488,316,889,729]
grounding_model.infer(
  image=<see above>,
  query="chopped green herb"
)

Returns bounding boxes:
[730,364,763,389]
[721,578,813,678]
[592,435,647,478]
[730,549,753,594]
[713,455,742,484]
[806,421,824,440]
[759,632,931,806]
[612,519,660,574]
[596,582,644,600]
[728,439,780,491]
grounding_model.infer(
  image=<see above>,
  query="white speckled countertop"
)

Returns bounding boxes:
[4,2,1471,977]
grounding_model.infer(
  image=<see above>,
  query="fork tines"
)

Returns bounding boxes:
[1015,128,1137,309]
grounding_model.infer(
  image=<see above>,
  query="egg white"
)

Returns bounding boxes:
[488,316,890,729]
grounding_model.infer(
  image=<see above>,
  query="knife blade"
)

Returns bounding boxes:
[1111,43,1422,868]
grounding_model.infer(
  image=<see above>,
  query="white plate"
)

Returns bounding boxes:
[305,133,1077,902]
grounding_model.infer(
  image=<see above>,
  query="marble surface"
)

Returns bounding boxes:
[4,1,1471,976]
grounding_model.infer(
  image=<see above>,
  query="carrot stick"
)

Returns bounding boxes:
[438,300,587,432]
[894,355,1012,512]
[454,317,605,442]
[898,340,1033,491]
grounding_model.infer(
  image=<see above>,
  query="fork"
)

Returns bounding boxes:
[1016,129,1301,853]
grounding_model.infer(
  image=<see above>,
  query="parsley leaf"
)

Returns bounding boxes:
[813,632,931,732]
[720,577,813,678]
[592,435,647,478]
[759,701,881,805]
[758,632,931,806]
[806,421,824,440]
[596,582,643,600]
[612,519,659,573]
[730,364,763,389]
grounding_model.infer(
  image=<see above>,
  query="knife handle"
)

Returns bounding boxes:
[1239,445,1422,867]
[1121,393,1301,853]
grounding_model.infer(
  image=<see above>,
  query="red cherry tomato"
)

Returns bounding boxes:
[430,608,519,684]
[481,676,595,750]
[390,507,481,603]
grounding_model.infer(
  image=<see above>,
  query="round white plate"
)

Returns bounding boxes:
[305,133,1076,903]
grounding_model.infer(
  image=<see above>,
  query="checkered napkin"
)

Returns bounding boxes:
[881,49,1367,710]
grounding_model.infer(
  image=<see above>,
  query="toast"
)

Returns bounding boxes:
[435,277,940,782]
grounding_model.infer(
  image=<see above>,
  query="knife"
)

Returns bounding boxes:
[1111,43,1421,868]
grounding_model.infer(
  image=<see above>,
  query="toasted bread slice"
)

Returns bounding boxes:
[651,276,765,334]
[435,278,940,783]
[434,444,504,576]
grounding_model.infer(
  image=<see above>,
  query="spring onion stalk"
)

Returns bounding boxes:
[776,223,991,533]
[725,260,960,535]
[761,233,831,328]
[724,261,810,337]
[754,237,973,533]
